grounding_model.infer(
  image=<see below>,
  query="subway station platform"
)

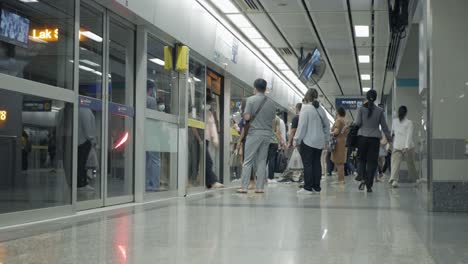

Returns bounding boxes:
[0,179,466,264]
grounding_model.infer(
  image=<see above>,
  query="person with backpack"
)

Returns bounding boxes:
[294,88,330,194]
[354,90,392,193]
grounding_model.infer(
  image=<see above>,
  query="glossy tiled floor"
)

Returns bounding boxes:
[0,177,467,264]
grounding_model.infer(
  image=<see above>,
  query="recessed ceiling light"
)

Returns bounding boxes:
[363,87,371,92]
[212,0,239,13]
[361,74,371,80]
[358,55,370,63]
[227,14,251,28]
[149,58,165,66]
[355,25,369,37]
[241,27,262,39]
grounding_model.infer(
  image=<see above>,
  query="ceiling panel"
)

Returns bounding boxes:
[247,13,288,47]
[349,0,372,11]
[374,11,390,47]
[259,0,305,13]
[305,0,347,12]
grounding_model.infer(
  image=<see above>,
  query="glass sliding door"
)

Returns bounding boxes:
[77,2,135,209]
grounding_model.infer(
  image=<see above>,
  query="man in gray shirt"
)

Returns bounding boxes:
[238,78,276,193]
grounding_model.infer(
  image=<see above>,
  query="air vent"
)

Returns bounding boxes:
[277,48,294,56]
[233,0,261,11]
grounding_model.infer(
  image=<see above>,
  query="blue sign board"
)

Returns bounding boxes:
[335,98,365,110]
[109,102,135,118]
[79,96,102,111]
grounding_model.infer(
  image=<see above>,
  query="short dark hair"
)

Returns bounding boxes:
[296,103,302,111]
[337,106,346,117]
[254,78,267,92]
[304,88,318,103]
[147,80,155,91]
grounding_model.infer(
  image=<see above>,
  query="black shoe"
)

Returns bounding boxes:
[358,182,365,191]
[367,187,373,193]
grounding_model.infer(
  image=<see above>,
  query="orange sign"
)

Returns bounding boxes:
[0,110,6,121]
[31,28,59,42]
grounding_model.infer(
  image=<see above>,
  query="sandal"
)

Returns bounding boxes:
[255,189,265,193]
[358,182,365,191]
[236,189,248,193]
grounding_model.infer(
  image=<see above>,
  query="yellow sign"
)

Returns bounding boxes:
[31,28,59,42]
[0,110,6,121]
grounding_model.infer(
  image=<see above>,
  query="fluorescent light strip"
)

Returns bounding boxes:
[80,31,103,42]
[251,38,270,48]
[241,27,262,39]
[355,25,369,37]
[211,0,239,13]
[80,59,100,67]
[361,74,371,80]
[363,87,371,92]
[227,14,252,28]
[358,55,370,63]
[19,0,39,2]
[149,58,165,66]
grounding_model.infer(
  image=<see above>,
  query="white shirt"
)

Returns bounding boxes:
[293,103,330,149]
[392,118,414,150]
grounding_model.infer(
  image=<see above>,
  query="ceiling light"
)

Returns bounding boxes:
[80,31,103,42]
[358,55,370,63]
[80,59,100,67]
[211,0,239,13]
[227,14,251,28]
[361,74,371,80]
[261,48,282,63]
[241,27,261,39]
[363,87,371,92]
[276,63,290,71]
[19,0,39,2]
[355,25,369,37]
[251,38,270,48]
[149,58,165,66]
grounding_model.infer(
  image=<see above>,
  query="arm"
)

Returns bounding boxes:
[243,99,252,121]
[275,118,283,146]
[354,107,362,127]
[293,109,307,146]
[380,111,392,143]
[405,121,414,149]
[321,109,331,146]
[191,127,202,144]
[288,128,297,147]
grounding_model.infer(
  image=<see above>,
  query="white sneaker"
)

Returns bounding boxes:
[391,181,399,188]
[297,188,315,195]
[267,179,278,184]
[78,185,95,192]
[388,178,395,184]
[212,182,224,188]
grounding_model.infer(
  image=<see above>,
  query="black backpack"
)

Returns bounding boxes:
[346,124,360,148]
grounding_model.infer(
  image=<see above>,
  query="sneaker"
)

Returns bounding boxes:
[391,181,399,188]
[267,179,278,184]
[367,187,373,193]
[78,185,95,192]
[297,188,314,195]
[212,182,224,188]
[388,178,395,184]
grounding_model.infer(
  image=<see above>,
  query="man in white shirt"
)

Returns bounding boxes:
[388,106,418,187]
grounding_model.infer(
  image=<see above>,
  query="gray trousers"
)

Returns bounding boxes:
[241,134,271,190]
[390,149,418,183]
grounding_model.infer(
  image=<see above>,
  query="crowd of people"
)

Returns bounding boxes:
[234,78,418,194]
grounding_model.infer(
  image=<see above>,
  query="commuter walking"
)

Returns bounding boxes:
[331,107,347,185]
[389,106,418,188]
[376,133,388,181]
[237,79,276,193]
[205,95,224,189]
[354,90,392,193]
[294,88,330,194]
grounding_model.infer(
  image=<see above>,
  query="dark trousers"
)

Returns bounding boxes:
[326,151,334,175]
[266,143,278,180]
[300,143,323,192]
[383,152,392,173]
[78,140,92,188]
[358,137,380,189]
[205,141,218,188]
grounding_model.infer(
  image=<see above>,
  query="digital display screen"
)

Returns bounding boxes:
[0,9,30,47]
[299,49,321,82]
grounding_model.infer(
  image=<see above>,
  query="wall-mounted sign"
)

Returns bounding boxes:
[79,96,102,111]
[335,98,365,110]
[23,101,52,112]
[109,102,134,118]
[31,28,59,42]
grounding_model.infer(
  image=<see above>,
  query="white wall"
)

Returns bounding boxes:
[122,0,302,110]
